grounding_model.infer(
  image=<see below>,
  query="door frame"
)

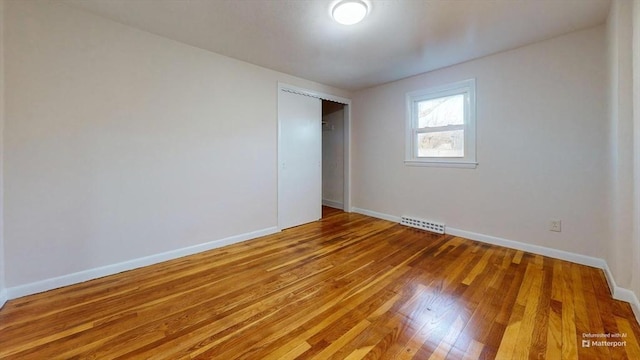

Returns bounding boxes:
[277,83,352,230]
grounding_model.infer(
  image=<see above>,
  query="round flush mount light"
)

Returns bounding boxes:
[332,0,369,25]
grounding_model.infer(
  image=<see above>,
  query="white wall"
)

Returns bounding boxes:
[322,109,344,208]
[3,0,349,291]
[607,0,635,298]
[606,0,640,316]
[632,0,640,307]
[0,0,6,307]
[352,26,608,259]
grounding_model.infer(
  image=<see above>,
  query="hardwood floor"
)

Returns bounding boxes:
[1,207,639,359]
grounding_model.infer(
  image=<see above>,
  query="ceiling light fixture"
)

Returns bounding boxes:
[332,0,369,25]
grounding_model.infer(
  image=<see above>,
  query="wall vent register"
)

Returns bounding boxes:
[400,216,445,234]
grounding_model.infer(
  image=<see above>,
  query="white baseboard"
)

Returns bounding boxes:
[6,226,279,300]
[602,263,640,324]
[449,227,640,324]
[352,207,401,223]
[445,227,607,269]
[353,206,640,324]
[322,199,344,210]
[615,289,640,324]
[0,289,7,309]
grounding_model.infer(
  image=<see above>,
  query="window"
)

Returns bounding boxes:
[405,79,477,168]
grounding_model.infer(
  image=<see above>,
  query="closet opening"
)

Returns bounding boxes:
[322,100,346,218]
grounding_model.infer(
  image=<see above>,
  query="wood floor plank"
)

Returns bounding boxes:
[461,339,484,360]
[561,262,579,360]
[277,341,312,360]
[528,257,552,359]
[309,318,372,359]
[0,208,638,359]
[580,267,611,359]
[462,248,494,286]
[344,345,375,360]
[512,263,543,359]
[425,314,466,359]
[379,242,480,359]
[494,304,524,359]
[545,299,563,360]
[616,317,640,360]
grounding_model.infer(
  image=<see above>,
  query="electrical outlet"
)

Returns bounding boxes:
[550,220,562,232]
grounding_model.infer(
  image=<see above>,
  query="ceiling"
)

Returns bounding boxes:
[60,0,612,91]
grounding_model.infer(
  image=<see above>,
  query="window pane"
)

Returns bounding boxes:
[417,130,464,157]
[417,94,464,128]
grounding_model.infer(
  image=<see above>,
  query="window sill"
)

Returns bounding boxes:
[404,160,478,169]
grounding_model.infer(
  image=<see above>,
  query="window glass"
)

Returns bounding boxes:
[417,130,464,157]
[417,94,464,128]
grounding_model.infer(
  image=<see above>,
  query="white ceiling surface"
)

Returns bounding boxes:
[60,0,611,91]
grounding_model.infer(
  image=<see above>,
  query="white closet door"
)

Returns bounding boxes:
[278,90,322,229]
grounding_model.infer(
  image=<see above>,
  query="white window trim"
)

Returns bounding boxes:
[405,79,477,169]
